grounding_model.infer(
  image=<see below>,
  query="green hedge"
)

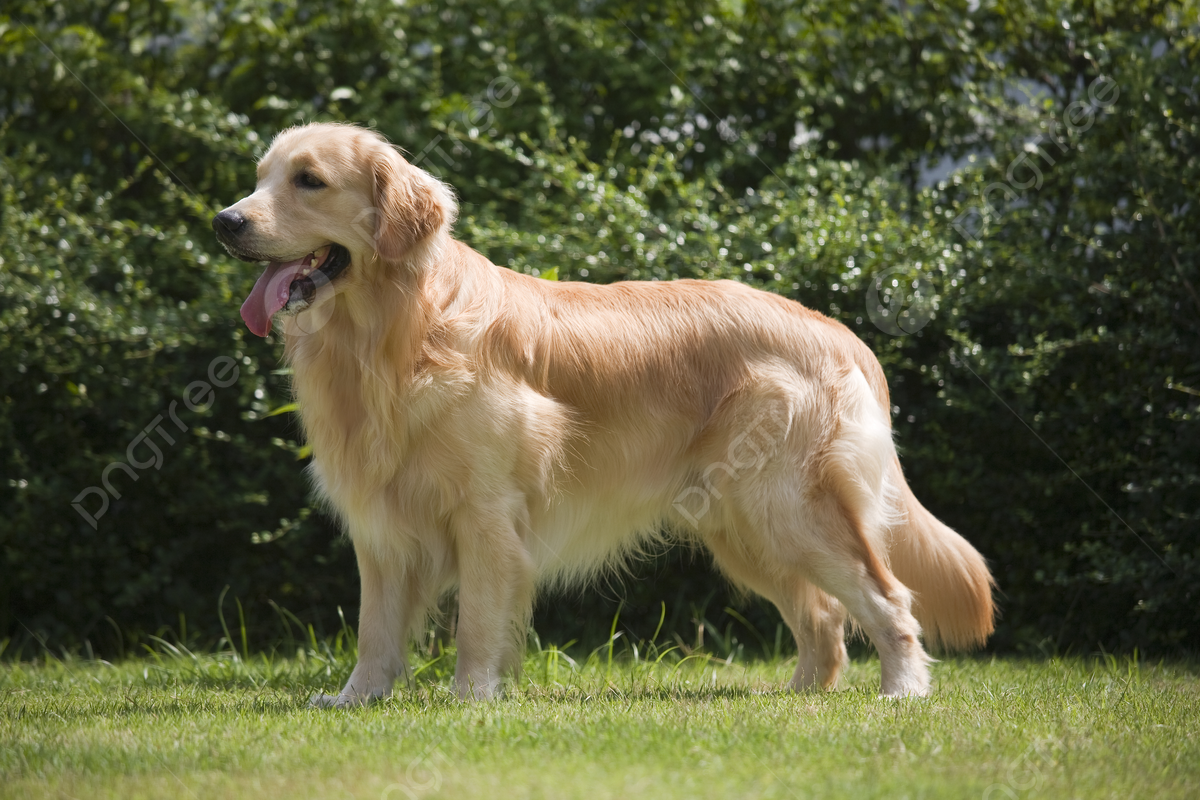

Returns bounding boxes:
[1,0,1196,656]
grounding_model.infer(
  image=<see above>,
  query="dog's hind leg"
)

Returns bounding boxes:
[720,494,929,697]
[452,501,535,700]
[785,582,849,691]
[782,494,930,697]
[719,430,930,693]
[704,531,848,692]
[772,363,930,696]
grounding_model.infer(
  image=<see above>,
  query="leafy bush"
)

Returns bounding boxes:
[1,0,1196,656]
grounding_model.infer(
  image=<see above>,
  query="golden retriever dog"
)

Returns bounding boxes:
[212,122,994,705]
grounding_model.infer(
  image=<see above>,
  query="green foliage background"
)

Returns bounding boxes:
[1,0,1196,656]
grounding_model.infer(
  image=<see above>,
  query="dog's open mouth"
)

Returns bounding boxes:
[240,243,350,337]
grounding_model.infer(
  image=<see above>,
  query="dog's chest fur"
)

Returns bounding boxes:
[284,288,581,561]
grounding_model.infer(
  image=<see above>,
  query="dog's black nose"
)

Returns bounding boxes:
[212,209,247,235]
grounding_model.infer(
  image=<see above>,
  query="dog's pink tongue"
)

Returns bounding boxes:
[240,256,311,337]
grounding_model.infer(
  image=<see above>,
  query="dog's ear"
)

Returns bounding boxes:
[371,145,457,262]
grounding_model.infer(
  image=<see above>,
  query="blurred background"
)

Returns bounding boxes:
[1,0,1196,660]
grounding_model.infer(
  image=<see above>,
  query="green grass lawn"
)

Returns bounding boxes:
[2,639,1197,799]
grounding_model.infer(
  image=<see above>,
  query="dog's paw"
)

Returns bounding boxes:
[308,693,342,709]
[878,684,932,699]
[308,692,372,709]
[308,683,392,708]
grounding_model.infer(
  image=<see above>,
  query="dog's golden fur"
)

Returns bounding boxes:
[215,122,994,704]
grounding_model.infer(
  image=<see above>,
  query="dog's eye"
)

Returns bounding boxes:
[296,171,326,189]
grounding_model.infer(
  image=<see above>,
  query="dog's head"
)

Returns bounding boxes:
[212,122,457,337]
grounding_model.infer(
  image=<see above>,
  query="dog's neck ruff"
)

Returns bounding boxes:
[284,240,469,493]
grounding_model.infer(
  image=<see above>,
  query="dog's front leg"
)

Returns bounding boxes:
[453,510,535,700]
[311,545,415,708]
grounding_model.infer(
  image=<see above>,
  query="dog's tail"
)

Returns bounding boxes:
[886,461,996,650]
